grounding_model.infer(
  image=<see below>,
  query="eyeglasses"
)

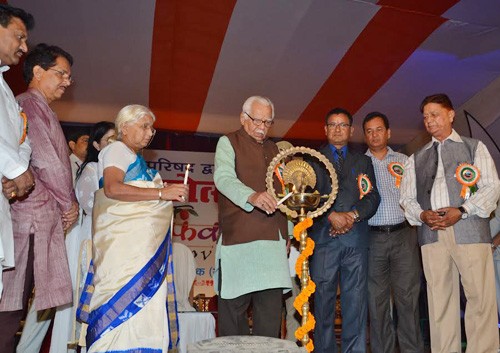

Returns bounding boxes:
[48,68,74,84]
[244,112,274,127]
[135,122,156,148]
[326,122,351,129]
[137,123,156,136]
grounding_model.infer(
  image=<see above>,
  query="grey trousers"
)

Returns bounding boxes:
[368,225,424,353]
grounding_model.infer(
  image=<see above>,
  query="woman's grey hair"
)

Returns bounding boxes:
[115,104,156,139]
[242,96,275,119]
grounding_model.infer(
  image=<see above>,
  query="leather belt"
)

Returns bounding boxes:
[369,221,407,233]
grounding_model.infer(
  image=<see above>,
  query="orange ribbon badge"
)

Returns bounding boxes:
[274,163,286,193]
[357,174,372,199]
[455,163,480,199]
[19,111,28,145]
[388,162,404,188]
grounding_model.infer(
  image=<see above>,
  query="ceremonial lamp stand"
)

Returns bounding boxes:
[297,204,313,348]
[266,147,337,352]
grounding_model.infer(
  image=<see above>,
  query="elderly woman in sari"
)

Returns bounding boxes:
[78,105,188,353]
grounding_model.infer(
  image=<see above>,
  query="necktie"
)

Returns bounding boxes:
[335,148,344,173]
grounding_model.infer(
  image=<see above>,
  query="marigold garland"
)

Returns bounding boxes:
[305,339,314,352]
[292,217,315,352]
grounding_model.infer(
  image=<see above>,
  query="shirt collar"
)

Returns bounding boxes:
[365,146,395,158]
[425,129,463,149]
[0,61,10,73]
[26,87,49,103]
[329,144,347,158]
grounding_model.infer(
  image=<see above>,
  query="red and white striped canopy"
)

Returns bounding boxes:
[8,0,500,150]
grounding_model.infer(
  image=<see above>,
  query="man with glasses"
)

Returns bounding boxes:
[0,3,35,348]
[0,43,78,353]
[310,108,380,353]
[214,96,291,337]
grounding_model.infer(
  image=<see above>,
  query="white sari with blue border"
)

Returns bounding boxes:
[78,154,178,353]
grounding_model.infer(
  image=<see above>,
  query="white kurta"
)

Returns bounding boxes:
[70,153,82,186]
[0,64,31,281]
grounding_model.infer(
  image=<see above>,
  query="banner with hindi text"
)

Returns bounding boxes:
[143,149,217,297]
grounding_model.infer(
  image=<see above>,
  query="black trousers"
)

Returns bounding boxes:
[218,288,283,337]
[367,226,424,353]
[0,234,35,353]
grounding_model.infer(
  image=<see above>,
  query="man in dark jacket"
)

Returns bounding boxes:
[310,107,380,353]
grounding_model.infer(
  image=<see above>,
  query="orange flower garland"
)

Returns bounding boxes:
[292,217,316,352]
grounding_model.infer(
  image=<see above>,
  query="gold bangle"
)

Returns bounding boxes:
[158,189,162,200]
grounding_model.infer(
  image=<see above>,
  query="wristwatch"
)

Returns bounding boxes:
[458,206,468,219]
[352,209,360,223]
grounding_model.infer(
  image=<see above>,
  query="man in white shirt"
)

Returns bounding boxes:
[363,112,423,353]
[0,3,35,302]
[68,130,89,183]
[400,93,500,353]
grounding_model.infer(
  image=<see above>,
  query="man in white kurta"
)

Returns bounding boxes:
[0,4,34,301]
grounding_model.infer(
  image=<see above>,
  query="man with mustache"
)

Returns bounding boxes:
[0,2,34,311]
[400,93,500,353]
[0,43,78,352]
[214,96,291,337]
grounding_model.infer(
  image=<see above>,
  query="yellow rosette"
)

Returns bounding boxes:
[455,163,480,199]
[357,174,372,199]
[388,162,404,188]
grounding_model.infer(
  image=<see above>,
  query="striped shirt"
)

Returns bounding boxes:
[400,129,500,226]
[366,147,407,226]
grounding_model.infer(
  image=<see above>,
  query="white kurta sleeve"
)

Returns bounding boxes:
[76,163,99,216]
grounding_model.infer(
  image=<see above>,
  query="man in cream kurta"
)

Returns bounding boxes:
[0,4,34,302]
[214,96,291,337]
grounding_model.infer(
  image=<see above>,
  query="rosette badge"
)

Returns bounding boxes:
[388,162,404,188]
[357,174,373,199]
[455,163,480,200]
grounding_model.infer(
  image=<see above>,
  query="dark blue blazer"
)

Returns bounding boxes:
[310,145,380,248]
